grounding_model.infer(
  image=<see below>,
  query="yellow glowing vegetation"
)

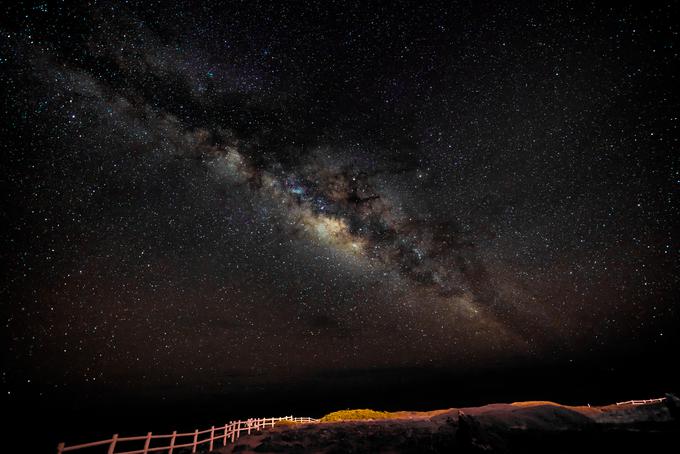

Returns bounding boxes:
[511,401,563,407]
[319,409,397,422]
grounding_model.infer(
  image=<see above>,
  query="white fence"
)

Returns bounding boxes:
[57,416,319,454]
[615,397,665,406]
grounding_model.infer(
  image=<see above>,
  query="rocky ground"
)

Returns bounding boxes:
[186,394,680,453]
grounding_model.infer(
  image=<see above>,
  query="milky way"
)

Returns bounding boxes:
[201,134,492,310]
[3,1,678,405]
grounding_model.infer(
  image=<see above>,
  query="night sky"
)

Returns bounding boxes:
[2,0,679,448]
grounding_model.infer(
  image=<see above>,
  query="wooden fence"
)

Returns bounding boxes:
[57,416,319,454]
[615,397,665,406]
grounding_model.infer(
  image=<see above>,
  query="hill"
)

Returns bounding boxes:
[213,395,679,453]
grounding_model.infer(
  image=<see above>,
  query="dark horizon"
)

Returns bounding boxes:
[10,349,680,451]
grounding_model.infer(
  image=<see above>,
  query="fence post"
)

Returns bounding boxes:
[168,431,177,454]
[57,442,65,454]
[108,434,118,454]
[223,423,228,446]
[231,422,236,442]
[192,429,198,453]
[142,432,152,454]
[209,426,215,451]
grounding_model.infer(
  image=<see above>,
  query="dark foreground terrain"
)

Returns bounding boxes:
[202,395,679,453]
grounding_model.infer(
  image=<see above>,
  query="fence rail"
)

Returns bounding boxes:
[57,416,319,454]
[615,397,665,406]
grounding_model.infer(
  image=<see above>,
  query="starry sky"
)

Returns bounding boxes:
[2,0,679,432]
